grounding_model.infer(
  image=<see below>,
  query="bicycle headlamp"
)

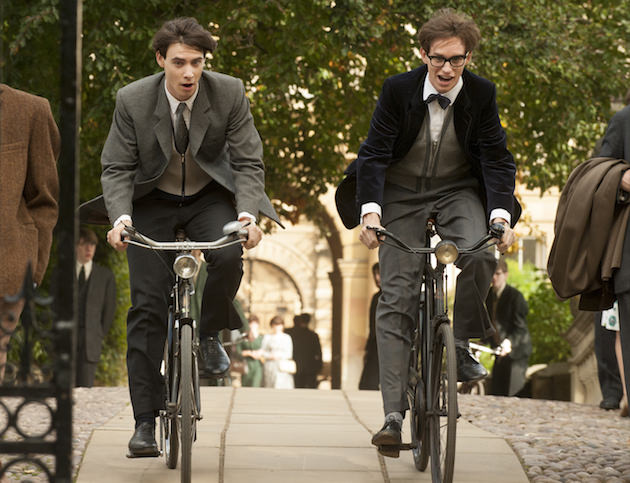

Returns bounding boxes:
[435,240,458,265]
[173,254,199,279]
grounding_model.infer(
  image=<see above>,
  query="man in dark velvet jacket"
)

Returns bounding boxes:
[338,9,519,456]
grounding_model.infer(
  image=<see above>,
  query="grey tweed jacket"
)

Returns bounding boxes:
[96,70,280,225]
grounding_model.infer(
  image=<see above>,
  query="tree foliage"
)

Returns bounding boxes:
[5,1,629,217]
[3,0,629,382]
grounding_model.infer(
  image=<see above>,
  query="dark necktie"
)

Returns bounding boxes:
[425,93,451,109]
[174,102,189,155]
[78,265,86,290]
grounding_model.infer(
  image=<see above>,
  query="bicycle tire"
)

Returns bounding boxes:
[163,309,178,469]
[408,380,429,471]
[429,322,457,483]
[180,323,194,483]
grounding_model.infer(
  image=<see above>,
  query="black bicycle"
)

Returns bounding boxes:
[123,221,247,483]
[369,220,504,483]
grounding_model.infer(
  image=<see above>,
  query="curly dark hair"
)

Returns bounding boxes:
[152,17,217,58]
[417,8,481,54]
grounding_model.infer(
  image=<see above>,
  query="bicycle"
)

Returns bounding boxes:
[122,221,247,483]
[457,342,504,395]
[368,220,504,483]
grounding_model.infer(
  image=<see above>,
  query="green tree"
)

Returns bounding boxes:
[503,259,573,365]
[3,0,629,382]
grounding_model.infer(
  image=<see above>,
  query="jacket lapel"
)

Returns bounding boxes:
[398,68,427,157]
[153,78,173,162]
[453,71,473,147]
[189,78,211,157]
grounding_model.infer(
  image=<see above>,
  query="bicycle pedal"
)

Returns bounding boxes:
[398,442,417,451]
[377,445,400,458]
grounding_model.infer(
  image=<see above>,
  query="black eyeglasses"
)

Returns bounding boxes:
[427,53,468,68]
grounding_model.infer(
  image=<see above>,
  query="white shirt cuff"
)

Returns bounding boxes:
[238,212,257,224]
[113,214,132,228]
[360,203,382,223]
[489,209,511,226]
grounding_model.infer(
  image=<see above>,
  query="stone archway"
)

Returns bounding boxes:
[236,221,334,384]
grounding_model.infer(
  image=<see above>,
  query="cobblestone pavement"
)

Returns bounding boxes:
[3,388,630,482]
[459,394,630,482]
[1,387,130,482]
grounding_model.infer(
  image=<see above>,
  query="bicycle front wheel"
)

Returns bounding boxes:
[162,336,179,469]
[408,380,429,471]
[429,322,457,483]
[180,324,194,483]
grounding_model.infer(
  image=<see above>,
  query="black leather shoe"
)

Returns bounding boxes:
[371,419,402,458]
[600,398,620,410]
[456,346,488,382]
[200,336,230,376]
[127,422,159,457]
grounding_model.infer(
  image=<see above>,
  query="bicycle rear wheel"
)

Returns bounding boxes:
[180,324,194,483]
[429,322,457,483]
[408,380,429,470]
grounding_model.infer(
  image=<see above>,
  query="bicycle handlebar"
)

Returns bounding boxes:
[122,221,248,251]
[366,222,505,258]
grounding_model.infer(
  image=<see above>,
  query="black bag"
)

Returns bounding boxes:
[335,171,359,229]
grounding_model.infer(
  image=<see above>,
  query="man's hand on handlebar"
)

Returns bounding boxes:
[107,220,132,252]
[359,212,385,249]
[490,217,515,254]
[240,219,262,250]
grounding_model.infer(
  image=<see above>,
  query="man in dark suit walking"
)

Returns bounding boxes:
[597,89,630,412]
[339,9,518,456]
[97,18,280,456]
[75,228,116,388]
[484,258,531,396]
[285,313,322,388]
[359,262,381,390]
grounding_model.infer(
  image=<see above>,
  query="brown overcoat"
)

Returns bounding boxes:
[0,84,60,296]
[547,157,630,309]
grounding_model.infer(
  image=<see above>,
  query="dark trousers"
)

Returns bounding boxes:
[75,327,98,387]
[294,373,318,388]
[358,347,379,390]
[376,185,496,414]
[126,184,243,419]
[614,293,630,402]
[593,312,622,404]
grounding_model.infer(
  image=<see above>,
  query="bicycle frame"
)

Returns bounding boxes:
[369,221,503,482]
[122,222,247,482]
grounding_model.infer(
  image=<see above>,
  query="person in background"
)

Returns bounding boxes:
[74,227,116,387]
[359,262,381,390]
[599,303,628,416]
[0,84,59,382]
[285,313,322,388]
[484,258,531,396]
[591,89,630,413]
[261,315,294,389]
[236,314,264,387]
[595,87,630,418]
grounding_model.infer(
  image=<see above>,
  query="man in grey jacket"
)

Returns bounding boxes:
[101,17,280,457]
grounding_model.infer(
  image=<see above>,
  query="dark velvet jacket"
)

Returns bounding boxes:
[336,65,520,229]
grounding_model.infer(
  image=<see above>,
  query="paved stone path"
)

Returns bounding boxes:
[2,388,630,481]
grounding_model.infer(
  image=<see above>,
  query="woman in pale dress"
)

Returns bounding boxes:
[261,316,294,389]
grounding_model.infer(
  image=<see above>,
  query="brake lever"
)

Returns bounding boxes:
[366,225,388,238]
[121,225,137,240]
[489,222,505,240]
